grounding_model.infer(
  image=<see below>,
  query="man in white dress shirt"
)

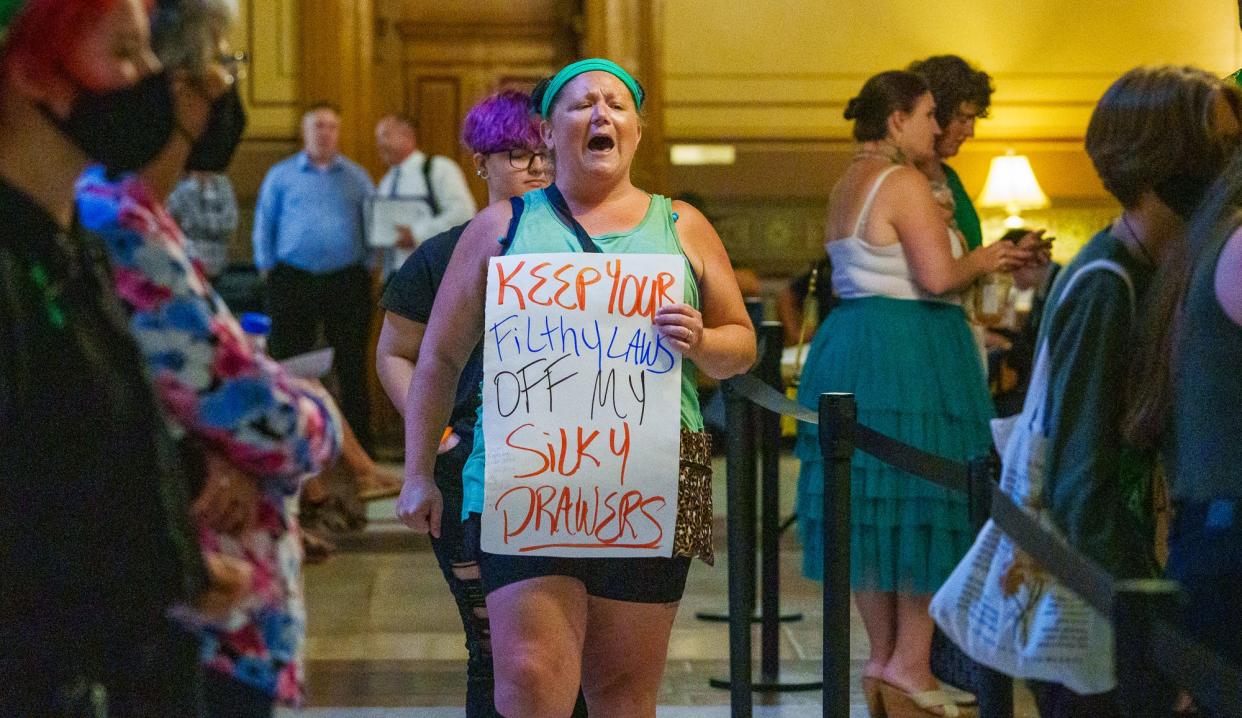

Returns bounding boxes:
[374,115,477,276]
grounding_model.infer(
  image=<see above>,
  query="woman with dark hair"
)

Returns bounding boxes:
[1161,154,1242,718]
[0,0,240,713]
[794,70,1030,718]
[1119,76,1242,718]
[397,59,755,716]
[377,88,587,718]
[1024,65,1241,717]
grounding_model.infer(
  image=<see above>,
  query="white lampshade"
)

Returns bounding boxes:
[976,151,1049,228]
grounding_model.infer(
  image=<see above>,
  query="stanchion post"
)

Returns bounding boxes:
[724,378,756,716]
[819,393,854,718]
[757,322,785,681]
[967,456,1014,718]
[1113,579,1180,718]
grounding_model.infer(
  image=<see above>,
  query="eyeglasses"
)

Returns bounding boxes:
[217,50,249,83]
[506,148,549,171]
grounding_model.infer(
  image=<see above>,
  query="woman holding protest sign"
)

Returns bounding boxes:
[397,58,755,715]
[378,88,591,718]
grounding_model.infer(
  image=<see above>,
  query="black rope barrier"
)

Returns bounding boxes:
[854,423,970,496]
[753,323,819,692]
[722,377,1242,718]
[734,373,968,495]
[985,480,1113,617]
[701,330,804,628]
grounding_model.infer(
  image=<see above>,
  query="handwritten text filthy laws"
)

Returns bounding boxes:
[481,253,684,557]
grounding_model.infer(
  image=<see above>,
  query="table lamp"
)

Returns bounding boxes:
[977,150,1049,229]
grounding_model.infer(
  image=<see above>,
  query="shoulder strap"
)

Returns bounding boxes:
[422,156,440,215]
[544,184,603,253]
[499,196,524,256]
[1023,258,1136,429]
[852,165,903,238]
[1055,258,1136,323]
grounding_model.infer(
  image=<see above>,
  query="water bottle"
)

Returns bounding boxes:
[239,312,272,356]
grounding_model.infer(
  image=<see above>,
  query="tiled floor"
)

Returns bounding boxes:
[298,454,1038,717]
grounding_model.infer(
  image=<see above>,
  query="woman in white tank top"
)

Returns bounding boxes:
[795,70,1034,718]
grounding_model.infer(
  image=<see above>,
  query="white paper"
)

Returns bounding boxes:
[480,253,684,558]
[278,347,334,379]
[367,197,431,248]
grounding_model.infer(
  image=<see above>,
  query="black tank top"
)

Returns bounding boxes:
[1171,226,1242,502]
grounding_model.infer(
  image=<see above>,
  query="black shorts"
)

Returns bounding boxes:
[464,514,692,604]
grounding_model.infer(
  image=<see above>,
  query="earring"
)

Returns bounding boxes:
[477,168,488,179]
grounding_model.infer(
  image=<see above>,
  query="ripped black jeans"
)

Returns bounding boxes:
[430,440,496,717]
[433,440,587,718]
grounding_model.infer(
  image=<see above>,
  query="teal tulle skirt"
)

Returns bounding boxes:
[794,296,994,594]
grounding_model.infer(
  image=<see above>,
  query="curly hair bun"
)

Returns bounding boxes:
[846,71,928,142]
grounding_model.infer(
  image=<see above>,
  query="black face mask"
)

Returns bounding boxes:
[39,70,176,174]
[185,84,247,172]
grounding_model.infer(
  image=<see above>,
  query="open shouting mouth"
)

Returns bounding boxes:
[587,135,616,153]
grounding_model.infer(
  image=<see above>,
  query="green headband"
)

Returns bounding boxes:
[539,58,644,117]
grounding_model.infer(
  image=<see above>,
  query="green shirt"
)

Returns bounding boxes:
[1037,229,1156,578]
[944,164,983,250]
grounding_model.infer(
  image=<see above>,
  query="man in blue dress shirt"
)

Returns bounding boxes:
[253,102,376,450]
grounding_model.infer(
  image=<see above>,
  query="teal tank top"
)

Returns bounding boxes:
[458,189,704,519]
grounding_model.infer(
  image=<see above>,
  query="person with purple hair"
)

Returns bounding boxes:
[376,88,585,717]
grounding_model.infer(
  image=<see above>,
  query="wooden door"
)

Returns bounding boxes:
[387,2,580,207]
[368,1,580,455]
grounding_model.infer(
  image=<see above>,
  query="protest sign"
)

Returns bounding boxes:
[481,253,684,557]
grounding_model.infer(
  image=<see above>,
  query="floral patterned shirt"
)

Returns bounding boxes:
[76,167,342,705]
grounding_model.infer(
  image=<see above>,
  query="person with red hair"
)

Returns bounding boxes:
[2,0,141,78]
[0,0,241,714]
